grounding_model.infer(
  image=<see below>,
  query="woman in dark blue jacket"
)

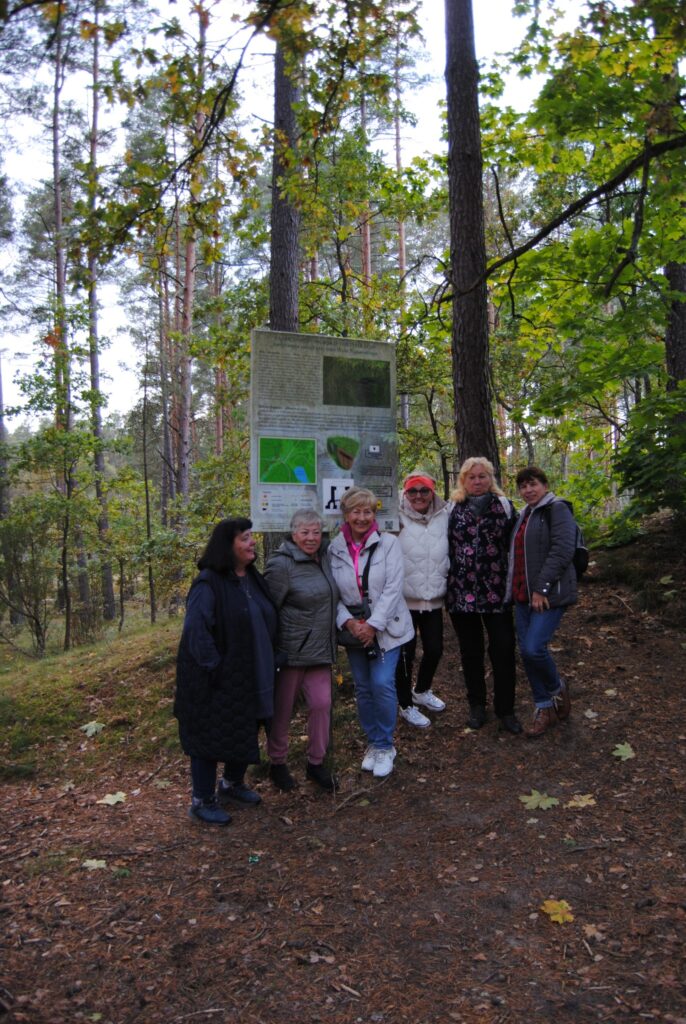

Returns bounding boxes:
[506,467,577,738]
[174,518,277,824]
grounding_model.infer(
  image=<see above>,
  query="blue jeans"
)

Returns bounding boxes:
[514,603,565,709]
[347,646,400,749]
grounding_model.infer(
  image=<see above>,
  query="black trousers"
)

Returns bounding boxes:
[449,610,516,718]
[190,757,248,800]
[395,608,444,708]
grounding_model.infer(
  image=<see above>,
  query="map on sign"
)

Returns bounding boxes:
[258,437,317,484]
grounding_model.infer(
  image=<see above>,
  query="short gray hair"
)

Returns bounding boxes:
[290,508,324,533]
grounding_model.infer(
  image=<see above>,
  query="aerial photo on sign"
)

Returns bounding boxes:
[250,329,399,532]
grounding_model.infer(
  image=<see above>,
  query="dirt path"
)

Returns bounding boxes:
[1,566,685,1024]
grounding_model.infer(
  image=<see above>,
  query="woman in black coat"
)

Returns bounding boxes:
[174,518,277,825]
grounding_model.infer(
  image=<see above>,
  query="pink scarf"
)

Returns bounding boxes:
[341,521,379,596]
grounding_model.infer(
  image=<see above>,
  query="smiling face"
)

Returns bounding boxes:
[404,484,434,515]
[518,476,549,507]
[292,522,322,557]
[463,464,492,497]
[232,529,256,570]
[344,502,376,541]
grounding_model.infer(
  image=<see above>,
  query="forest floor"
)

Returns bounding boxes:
[1,520,685,1024]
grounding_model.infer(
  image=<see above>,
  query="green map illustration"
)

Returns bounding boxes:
[259,437,317,484]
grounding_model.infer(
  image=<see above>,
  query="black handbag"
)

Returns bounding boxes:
[336,543,377,648]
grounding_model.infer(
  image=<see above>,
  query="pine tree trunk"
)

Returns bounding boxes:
[269,43,300,332]
[87,1,116,621]
[445,0,500,475]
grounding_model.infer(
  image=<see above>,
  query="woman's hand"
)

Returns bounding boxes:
[531,591,550,612]
[345,618,376,647]
[356,622,377,648]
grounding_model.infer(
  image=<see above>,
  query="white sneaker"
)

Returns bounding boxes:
[361,745,377,772]
[412,688,446,712]
[373,747,396,778]
[399,705,431,728]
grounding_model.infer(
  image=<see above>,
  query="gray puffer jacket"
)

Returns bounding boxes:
[506,491,578,608]
[264,540,339,666]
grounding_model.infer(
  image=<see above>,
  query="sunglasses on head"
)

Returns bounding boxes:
[406,487,431,496]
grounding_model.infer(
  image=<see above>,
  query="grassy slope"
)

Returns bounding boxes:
[0,618,181,779]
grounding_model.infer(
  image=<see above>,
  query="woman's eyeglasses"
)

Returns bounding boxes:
[406,487,431,496]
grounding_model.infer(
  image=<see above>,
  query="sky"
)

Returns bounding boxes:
[0,0,560,424]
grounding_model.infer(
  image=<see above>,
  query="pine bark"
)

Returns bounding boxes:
[444,0,500,475]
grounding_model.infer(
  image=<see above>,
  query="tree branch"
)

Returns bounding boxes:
[456,134,686,297]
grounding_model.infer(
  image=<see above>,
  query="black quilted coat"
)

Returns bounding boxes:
[174,567,275,764]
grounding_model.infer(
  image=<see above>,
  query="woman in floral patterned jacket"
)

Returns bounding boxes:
[446,457,521,734]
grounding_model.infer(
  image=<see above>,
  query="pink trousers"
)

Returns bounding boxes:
[267,665,332,766]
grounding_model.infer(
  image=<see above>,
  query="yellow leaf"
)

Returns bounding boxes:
[541,898,574,924]
[565,793,596,808]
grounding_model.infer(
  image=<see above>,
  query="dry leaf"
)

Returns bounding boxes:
[565,793,596,808]
[519,789,559,810]
[97,791,127,805]
[541,898,574,923]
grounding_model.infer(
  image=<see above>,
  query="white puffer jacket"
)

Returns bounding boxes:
[399,495,450,611]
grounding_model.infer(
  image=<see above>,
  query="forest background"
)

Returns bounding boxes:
[0,0,684,656]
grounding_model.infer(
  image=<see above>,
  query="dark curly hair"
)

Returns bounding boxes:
[197,517,253,573]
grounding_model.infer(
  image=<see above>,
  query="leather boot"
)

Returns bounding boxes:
[524,706,558,738]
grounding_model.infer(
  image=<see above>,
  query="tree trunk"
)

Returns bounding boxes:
[269,42,300,332]
[445,0,500,475]
[87,0,115,621]
[665,261,686,389]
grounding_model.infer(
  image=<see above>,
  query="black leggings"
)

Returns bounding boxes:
[395,608,444,708]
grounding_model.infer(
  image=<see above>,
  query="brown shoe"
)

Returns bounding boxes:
[524,706,558,738]
[554,684,571,721]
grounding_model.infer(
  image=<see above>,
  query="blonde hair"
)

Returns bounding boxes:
[339,486,377,515]
[451,457,505,503]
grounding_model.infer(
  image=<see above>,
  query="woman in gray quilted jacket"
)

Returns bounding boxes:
[264,509,339,792]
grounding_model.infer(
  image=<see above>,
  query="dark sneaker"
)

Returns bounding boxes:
[217,779,262,805]
[524,706,558,738]
[554,683,571,721]
[189,797,232,825]
[269,763,296,792]
[499,714,523,735]
[467,705,487,729]
[306,762,338,792]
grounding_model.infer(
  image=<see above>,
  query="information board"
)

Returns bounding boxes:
[250,329,399,532]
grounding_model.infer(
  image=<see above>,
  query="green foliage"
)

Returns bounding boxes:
[614,386,686,519]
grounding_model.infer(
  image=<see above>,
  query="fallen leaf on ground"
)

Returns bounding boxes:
[612,742,636,761]
[565,793,596,808]
[80,721,105,737]
[82,859,107,870]
[541,898,574,923]
[97,791,127,805]
[519,789,559,810]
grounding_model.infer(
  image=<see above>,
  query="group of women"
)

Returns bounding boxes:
[174,460,577,825]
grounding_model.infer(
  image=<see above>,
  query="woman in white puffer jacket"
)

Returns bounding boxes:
[395,472,450,727]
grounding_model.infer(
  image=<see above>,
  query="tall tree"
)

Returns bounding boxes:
[444,0,499,472]
[269,40,300,333]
